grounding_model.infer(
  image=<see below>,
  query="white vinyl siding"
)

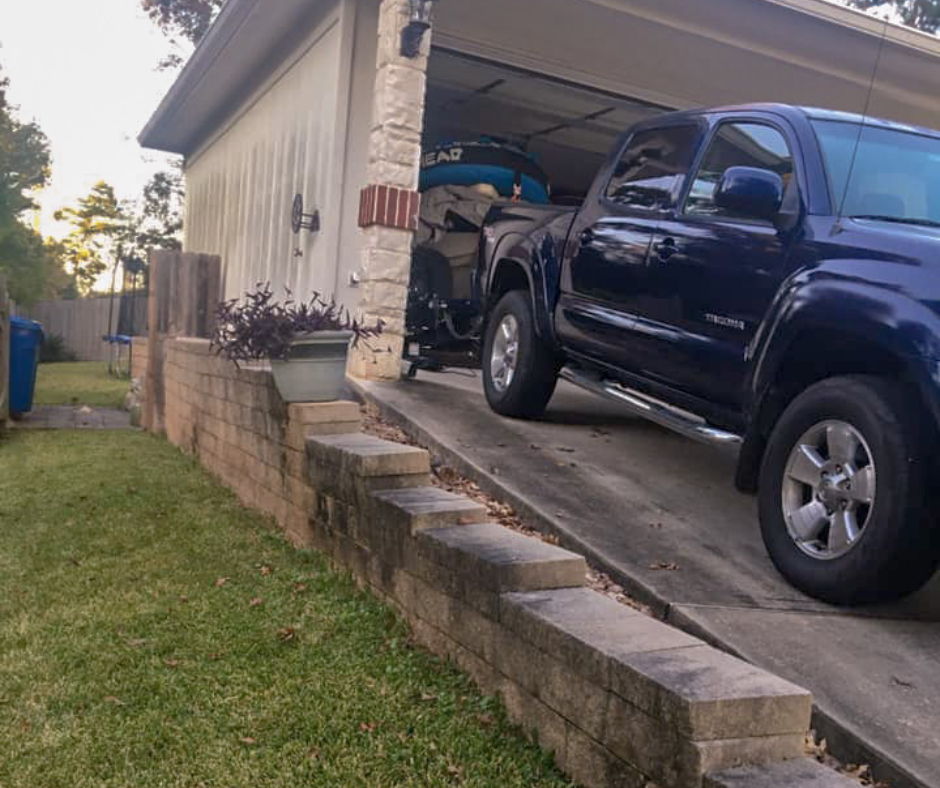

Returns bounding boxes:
[184,8,344,302]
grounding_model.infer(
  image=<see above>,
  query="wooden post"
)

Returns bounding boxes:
[0,276,10,429]
[142,251,222,434]
[144,250,172,433]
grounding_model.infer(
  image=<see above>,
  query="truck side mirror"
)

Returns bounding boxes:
[714,166,784,222]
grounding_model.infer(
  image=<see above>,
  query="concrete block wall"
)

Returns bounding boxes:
[162,337,360,545]
[303,434,817,788]
[156,337,856,788]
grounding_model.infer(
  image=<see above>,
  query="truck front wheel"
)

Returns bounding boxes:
[482,291,559,419]
[758,375,940,605]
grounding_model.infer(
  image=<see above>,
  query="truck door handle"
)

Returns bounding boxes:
[654,237,677,261]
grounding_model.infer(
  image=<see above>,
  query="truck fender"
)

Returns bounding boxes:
[485,232,556,342]
[735,272,940,490]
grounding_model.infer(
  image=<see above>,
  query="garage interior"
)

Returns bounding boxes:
[406,47,670,367]
[422,47,668,202]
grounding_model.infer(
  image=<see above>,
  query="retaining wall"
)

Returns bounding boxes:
[158,337,855,788]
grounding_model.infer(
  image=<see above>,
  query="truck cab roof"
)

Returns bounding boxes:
[636,103,940,140]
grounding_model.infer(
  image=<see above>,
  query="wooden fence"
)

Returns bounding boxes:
[22,293,147,362]
[144,251,222,433]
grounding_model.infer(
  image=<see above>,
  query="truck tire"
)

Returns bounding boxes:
[758,375,940,605]
[482,290,559,419]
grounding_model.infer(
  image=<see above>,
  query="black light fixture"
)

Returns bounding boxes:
[400,0,436,59]
[291,193,320,234]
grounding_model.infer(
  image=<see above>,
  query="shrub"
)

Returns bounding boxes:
[212,283,384,366]
[40,334,78,363]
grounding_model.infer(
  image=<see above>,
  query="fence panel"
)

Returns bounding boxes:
[22,294,147,362]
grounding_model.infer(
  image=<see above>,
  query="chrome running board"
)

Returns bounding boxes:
[560,366,743,449]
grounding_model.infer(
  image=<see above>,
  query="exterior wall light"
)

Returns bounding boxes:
[291,194,320,234]
[401,0,436,59]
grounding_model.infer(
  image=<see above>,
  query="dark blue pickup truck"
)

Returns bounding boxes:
[472,103,940,606]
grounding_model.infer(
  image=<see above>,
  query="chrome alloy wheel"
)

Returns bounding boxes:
[781,420,876,561]
[490,314,520,394]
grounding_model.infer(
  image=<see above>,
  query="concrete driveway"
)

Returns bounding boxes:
[357,371,940,788]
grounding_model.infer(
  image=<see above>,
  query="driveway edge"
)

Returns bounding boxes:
[352,376,925,788]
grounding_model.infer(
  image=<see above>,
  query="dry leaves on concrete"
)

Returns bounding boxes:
[361,403,652,616]
[805,733,891,788]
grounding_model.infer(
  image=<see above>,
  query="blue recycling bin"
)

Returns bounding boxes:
[9,317,44,417]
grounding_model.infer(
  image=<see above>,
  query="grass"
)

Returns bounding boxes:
[34,362,130,409]
[0,430,572,788]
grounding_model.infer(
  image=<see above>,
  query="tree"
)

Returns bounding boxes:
[55,182,131,296]
[141,0,224,44]
[0,67,69,304]
[136,167,184,251]
[846,0,940,33]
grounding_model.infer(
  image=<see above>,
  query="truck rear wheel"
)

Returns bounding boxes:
[758,375,940,605]
[483,291,559,419]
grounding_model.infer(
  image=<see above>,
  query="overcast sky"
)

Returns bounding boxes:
[0,0,190,238]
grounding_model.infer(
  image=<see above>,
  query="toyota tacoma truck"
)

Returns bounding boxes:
[441,103,940,606]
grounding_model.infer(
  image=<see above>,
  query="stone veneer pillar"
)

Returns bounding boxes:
[348,0,430,382]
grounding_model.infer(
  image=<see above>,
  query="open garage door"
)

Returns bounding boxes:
[407,48,668,372]
[423,48,667,202]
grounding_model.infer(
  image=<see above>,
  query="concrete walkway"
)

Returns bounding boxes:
[12,405,132,430]
[357,371,940,788]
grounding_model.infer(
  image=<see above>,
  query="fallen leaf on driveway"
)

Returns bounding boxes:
[649,561,679,571]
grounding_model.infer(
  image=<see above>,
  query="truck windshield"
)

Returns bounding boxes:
[812,119,940,227]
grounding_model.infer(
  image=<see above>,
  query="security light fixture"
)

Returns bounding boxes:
[291,194,320,234]
[401,0,436,59]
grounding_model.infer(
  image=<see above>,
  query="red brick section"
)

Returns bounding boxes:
[358,184,420,231]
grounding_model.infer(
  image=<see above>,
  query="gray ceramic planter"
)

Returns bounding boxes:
[270,330,353,403]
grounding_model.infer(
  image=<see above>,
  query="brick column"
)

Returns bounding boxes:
[348,0,430,381]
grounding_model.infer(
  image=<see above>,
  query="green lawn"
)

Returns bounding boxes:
[34,362,130,409]
[0,430,570,788]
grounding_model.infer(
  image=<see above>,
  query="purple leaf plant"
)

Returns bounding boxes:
[212,283,384,366]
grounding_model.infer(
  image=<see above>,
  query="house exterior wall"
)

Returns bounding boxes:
[183,3,345,302]
[334,0,381,312]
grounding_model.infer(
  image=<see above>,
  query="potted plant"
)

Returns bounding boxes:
[212,284,383,403]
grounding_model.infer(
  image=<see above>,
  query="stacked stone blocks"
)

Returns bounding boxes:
[303,432,817,788]
[158,336,856,788]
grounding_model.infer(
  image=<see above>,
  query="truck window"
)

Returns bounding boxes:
[605,125,700,210]
[813,120,940,224]
[685,122,794,219]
